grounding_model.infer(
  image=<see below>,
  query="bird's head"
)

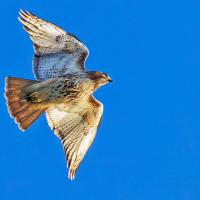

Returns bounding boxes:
[86,71,112,89]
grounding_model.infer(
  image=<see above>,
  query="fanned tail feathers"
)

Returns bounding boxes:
[5,77,46,131]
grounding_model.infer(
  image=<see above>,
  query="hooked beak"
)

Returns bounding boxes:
[108,76,113,82]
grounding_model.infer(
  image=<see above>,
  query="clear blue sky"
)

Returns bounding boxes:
[1,0,200,199]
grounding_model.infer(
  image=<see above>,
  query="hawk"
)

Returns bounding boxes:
[4,10,112,180]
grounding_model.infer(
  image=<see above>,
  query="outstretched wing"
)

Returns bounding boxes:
[18,10,89,80]
[46,96,103,180]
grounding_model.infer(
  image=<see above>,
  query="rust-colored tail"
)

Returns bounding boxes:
[5,77,46,131]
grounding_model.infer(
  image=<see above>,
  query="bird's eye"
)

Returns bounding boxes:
[102,73,107,77]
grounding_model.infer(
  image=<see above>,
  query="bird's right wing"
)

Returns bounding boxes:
[46,96,103,180]
[19,10,89,80]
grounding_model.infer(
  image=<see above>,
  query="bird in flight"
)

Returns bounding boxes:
[4,10,112,180]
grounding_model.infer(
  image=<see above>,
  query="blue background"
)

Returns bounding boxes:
[1,0,200,199]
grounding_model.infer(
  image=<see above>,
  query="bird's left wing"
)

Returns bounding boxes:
[19,10,89,80]
[46,96,103,180]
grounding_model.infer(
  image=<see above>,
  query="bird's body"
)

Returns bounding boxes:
[4,10,111,180]
[24,74,92,105]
